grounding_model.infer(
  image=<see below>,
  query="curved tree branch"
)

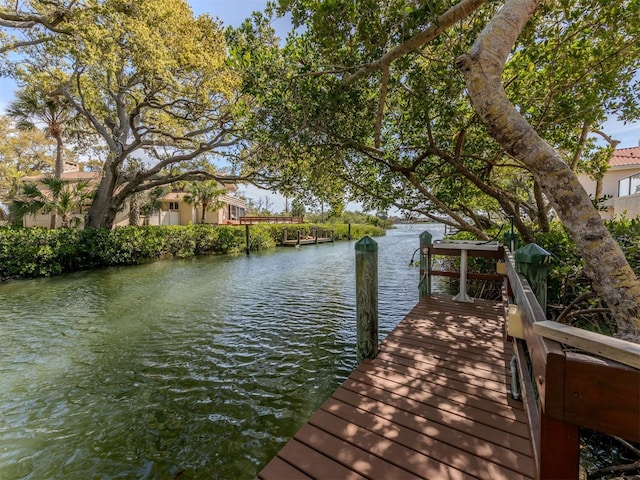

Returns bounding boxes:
[342,0,488,85]
[455,0,640,336]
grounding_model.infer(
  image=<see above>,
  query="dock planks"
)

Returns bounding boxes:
[257,294,535,480]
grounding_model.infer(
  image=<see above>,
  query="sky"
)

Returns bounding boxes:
[1,1,639,212]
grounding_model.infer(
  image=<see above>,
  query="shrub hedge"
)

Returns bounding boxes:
[0,223,384,281]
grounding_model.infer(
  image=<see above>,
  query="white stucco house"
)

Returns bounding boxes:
[147,187,246,226]
[20,163,246,228]
[578,146,640,219]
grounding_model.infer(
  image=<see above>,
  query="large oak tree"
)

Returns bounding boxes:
[9,0,250,228]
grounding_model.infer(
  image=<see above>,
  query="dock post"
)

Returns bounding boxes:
[419,231,432,297]
[315,228,318,244]
[297,230,301,246]
[245,224,250,255]
[355,236,378,362]
[348,223,351,241]
[515,243,551,312]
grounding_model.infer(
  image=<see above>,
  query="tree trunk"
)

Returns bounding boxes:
[128,194,139,226]
[201,202,207,224]
[85,167,121,229]
[49,134,65,229]
[456,0,640,337]
[570,121,590,172]
[595,177,604,200]
[54,134,64,180]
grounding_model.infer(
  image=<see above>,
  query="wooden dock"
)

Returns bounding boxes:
[281,237,334,247]
[257,294,535,480]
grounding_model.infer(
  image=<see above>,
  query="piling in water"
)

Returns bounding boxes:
[245,225,250,256]
[355,236,378,363]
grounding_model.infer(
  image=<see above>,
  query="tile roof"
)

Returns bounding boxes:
[610,147,640,167]
[21,171,101,183]
[160,192,186,201]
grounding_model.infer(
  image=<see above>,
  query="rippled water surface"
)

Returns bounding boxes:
[0,224,444,479]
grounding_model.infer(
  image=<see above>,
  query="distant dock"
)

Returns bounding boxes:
[281,228,334,247]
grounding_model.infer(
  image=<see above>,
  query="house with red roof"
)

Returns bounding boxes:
[578,146,640,219]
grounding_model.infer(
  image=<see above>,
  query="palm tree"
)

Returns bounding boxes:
[14,177,93,228]
[183,181,226,224]
[8,87,76,227]
[7,88,75,180]
[139,187,167,225]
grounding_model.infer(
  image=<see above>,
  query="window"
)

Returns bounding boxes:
[618,174,640,197]
[632,175,640,195]
[168,202,179,211]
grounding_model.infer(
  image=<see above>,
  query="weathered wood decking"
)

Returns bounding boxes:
[257,294,535,480]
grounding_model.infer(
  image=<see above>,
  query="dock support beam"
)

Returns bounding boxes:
[245,224,250,255]
[355,236,378,363]
[419,231,432,297]
[538,411,580,480]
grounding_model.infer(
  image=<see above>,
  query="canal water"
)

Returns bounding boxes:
[0,224,444,479]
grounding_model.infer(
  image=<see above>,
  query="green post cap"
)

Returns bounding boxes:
[355,236,378,252]
[515,243,551,265]
[420,231,433,243]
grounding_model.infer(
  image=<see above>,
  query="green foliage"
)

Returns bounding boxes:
[0,225,242,280]
[234,0,639,246]
[7,0,245,229]
[0,115,57,212]
[182,181,227,224]
[14,176,93,228]
[329,223,386,240]
[257,222,385,244]
[605,216,640,269]
[532,218,640,332]
[0,223,385,280]
[304,210,393,229]
[245,224,277,251]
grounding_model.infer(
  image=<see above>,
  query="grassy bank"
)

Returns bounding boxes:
[0,223,385,281]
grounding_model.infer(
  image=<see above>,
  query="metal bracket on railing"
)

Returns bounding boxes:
[510,355,522,401]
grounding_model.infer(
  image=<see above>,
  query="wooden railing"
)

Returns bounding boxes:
[282,227,334,245]
[238,216,304,225]
[418,231,640,479]
[418,235,504,298]
[503,246,639,480]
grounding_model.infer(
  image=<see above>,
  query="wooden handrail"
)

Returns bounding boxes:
[533,321,640,369]
[238,216,304,224]
[504,248,565,413]
[503,247,573,477]
[503,245,640,478]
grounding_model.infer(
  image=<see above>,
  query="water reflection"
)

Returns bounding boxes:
[0,224,443,479]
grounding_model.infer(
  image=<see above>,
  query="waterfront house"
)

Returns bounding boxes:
[578,146,640,219]
[19,163,246,228]
[148,186,246,226]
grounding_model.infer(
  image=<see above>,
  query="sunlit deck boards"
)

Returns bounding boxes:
[257,293,535,480]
